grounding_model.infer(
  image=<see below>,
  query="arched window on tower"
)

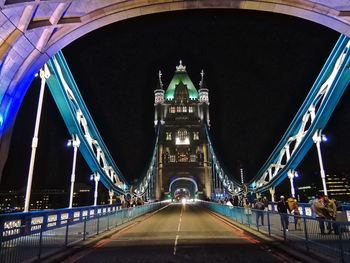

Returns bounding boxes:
[175,129,190,145]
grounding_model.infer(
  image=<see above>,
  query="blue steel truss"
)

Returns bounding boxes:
[134,124,160,197]
[249,34,350,193]
[45,51,128,195]
[205,125,242,195]
[41,34,350,198]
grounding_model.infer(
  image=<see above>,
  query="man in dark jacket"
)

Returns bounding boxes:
[254,198,265,226]
[277,195,289,231]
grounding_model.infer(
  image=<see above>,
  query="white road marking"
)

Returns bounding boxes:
[173,205,183,255]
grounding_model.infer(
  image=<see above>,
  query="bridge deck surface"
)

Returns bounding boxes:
[61,203,297,263]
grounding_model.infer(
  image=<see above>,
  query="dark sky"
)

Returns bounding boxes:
[1,10,346,195]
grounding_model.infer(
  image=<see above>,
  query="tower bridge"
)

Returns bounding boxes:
[2,1,350,262]
[153,62,212,200]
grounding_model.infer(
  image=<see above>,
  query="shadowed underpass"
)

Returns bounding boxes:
[61,203,298,263]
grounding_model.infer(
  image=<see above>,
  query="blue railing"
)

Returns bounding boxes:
[0,202,166,262]
[202,201,350,263]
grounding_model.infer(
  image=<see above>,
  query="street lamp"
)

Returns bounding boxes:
[68,134,80,208]
[313,129,328,196]
[24,65,50,212]
[109,190,114,205]
[288,170,298,198]
[90,172,100,206]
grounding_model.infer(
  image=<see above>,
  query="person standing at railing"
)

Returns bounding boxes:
[291,202,301,230]
[324,196,338,234]
[262,196,269,211]
[254,198,265,226]
[244,199,252,225]
[311,195,329,235]
[277,195,289,232]
[287,195,296,213]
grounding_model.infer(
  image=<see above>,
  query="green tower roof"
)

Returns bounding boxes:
[165,61,199,100]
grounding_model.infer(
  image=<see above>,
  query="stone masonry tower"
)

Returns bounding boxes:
[154,61,211,200]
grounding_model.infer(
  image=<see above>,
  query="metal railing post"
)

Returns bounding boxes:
[107,213,110,230]
[282,214,287,241]
[38,224,44,259]
[303,216,309,251]
[267,211,271,236]
[65,218,70,247]
[338,223,344,262]
[83,217,87,241]
[97,215,100,235]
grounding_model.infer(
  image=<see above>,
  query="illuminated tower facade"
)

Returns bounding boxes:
[154,61,211,200]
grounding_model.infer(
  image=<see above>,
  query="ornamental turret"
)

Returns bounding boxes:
[154,71,165,126]
[199,70,209,104]
[198,70,210,127]
[154,70,164,105]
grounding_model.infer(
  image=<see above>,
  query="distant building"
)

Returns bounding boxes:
[73,182,93,207]
[30,189,67,210]
[297,184,319,202]
[325,173,350,201]
[0,190,24,212]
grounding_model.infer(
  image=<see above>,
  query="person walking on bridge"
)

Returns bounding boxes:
[254,198,265,226]
[324,196,338,234]
[311,195,329,235]
[277,195,289,232]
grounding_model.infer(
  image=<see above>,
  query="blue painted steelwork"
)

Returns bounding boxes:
[0,204,119,242]
[205,125,242,195]
[0,202,166,262]
[249,34,350,193]
[45,51,128,194]
[134,124,160,197]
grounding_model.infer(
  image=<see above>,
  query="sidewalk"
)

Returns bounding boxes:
[39,206,168,263]
[209,210,335,263]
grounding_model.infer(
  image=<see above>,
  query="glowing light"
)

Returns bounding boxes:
[295,171,299,178]
[182,198,187,205]
[321,134,328,142]
[175,137,190,145]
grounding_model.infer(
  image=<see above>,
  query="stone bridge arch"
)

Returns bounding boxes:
[1,0,350,176]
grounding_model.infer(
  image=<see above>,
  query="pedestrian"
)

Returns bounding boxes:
[254,197,265,226]
[277,195,289,232]
[311,195,329,235]
[325,196,338,234]
[244,199,252,225]
[291,202,301,230]
[262,196,269,211]
[287,195,296,213]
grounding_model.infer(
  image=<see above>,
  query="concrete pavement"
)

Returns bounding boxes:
[59,203,299,263]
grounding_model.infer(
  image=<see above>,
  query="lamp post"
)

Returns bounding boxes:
[68,134,80,208]
[109,190,114,205]
[288,170,299,198]
[90,173,100,206]
[24,65,50,212]
[313,130,328,196]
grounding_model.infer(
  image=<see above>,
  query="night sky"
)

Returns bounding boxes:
[1,10,345,196]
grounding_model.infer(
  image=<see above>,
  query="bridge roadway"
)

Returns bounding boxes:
[61,202,297,263]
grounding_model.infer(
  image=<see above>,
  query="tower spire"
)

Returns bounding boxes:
[158,70,163,89]
[199,69,207,89]
[176,60,186,72]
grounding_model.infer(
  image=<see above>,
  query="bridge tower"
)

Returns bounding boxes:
[154,61,212,200]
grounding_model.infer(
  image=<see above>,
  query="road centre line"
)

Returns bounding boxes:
[173,205,183,255]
